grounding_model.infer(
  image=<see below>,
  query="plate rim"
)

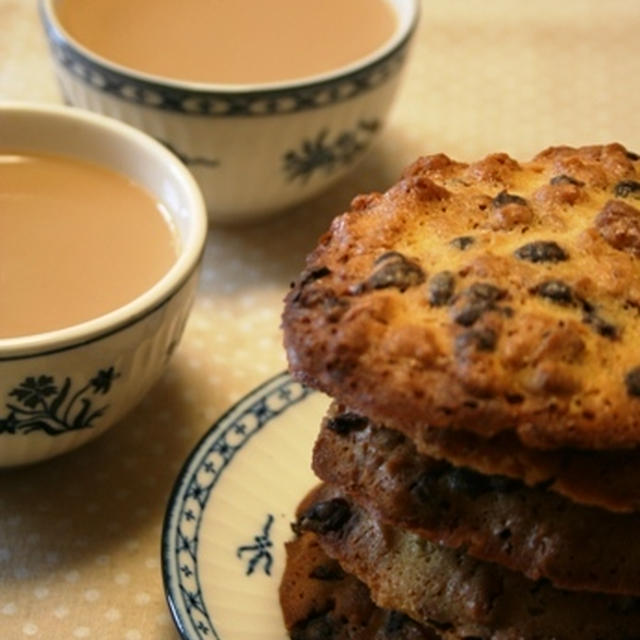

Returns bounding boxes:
[161,369,312,640]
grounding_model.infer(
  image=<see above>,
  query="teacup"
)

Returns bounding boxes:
[39,0,420,223]
[0,103,207,466]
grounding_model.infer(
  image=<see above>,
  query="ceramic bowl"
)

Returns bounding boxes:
[0,103,207,467]
[39,0,420,224]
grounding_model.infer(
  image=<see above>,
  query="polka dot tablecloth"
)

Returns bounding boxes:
[2,0,640,637]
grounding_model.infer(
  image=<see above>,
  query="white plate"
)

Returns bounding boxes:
[162,372,329,639]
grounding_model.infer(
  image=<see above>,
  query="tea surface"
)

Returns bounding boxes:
[0,151,178,338]
[56,0,398,84]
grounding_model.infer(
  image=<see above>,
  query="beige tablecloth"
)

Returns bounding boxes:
[1,1,640,638]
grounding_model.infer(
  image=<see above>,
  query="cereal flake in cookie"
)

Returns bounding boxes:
[299,485,640,640]
[282,144,640,450]
[313,405,640,595]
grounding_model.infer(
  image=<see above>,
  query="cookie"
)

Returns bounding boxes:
[417,420,640,513]
[322,402,640,513]
[280,527,443,640]
[282,144,640,450]
[297,484,640,640]
[313,405,640,595]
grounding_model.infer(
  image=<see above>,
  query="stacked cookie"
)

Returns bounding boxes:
[280,144,640,639]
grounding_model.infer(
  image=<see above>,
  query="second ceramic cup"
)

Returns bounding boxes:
[39,0,420,224]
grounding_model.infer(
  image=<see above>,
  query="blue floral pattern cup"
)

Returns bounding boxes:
[39,0,420,223]
[0,103,207,466]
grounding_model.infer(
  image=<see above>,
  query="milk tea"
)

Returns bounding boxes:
[56,0,398,84]
[0,151,178,338]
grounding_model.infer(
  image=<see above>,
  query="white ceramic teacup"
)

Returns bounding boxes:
[39,0,420,224]
[0,103,207,467]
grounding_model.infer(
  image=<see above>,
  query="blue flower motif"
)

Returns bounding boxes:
[10,376,57,408]
[1,368,120,436]
[90,367,119,394]
[283,119,381,182]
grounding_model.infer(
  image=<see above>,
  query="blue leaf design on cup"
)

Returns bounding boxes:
[0,368,120,436]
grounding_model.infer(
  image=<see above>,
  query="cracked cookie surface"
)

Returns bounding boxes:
[283,144,640,450]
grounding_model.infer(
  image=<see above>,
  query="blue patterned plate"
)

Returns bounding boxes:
[162,372,329,639]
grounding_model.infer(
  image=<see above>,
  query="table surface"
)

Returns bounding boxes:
[2,1,640,638]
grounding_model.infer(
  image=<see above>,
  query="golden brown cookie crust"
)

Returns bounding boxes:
[283,144,640,450]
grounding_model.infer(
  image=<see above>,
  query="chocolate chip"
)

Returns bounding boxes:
[410,468,445,504]
[300,266,331,286]
[450,282,507,326]
[309,562,345,581]
[364,252,425,292]
[291,614,335,640]
[374,251,405,265]
[625,367,640,397]
[577,298,618,339]
[453,306,484,327]
[514,241,568,263]
[614,180,640,198]
[326,411,367,435]
[384,611,411,634]
[578,297,595,314]
[444,467,491,497]
[413,465,497,501]
[492,190,528,207]
[627,151,640,161]
[450,236,475,250]
[294,288,349,318]
[550,174,585,187]
[428,271,455,306]
[292,267,333,303]
[297,499,351,535]
[468,283,507,301]
[455,328,497,353]
[445,467,519,497]
[534,280,574,305]
[583,312,618,339]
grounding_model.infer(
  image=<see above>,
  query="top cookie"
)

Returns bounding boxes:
[283,144,640,450]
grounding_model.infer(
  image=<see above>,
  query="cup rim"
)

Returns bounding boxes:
[0,102,208,357]
[40,0,420,95]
